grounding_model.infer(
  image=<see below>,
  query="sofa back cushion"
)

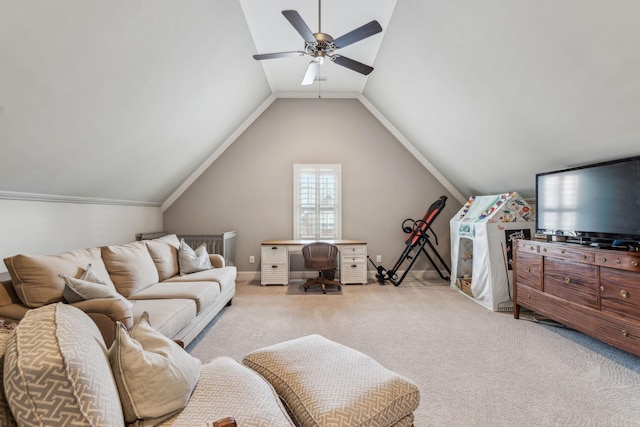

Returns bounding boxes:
[102,241,159,297]
[145,239,180,281]
[3,303,124,427]
[3,247,113,308]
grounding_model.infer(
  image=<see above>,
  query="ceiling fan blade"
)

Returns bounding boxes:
[333,20,382,49]
[282,10,317,44]
[253,51,305,60]
[301,61,320,85]
[331,55,374,75]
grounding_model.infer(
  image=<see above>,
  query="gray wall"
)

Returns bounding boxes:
[164,98,461,277]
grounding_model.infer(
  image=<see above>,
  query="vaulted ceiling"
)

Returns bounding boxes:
[1,1,639,206]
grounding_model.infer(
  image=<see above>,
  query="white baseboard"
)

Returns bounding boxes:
[236,269,449,284]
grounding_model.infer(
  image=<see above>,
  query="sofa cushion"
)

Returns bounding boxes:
[102,241,159,297]
[131,298,196,338]
[158,233,181,249]
[0,321,17,427]
[3,247,113,308]
[178,239,212,276]
[145,238,180,281]
[109,313,201,426]
[243,334,420,427]
[3,303,124,426]
[163,266,237,295]
[129,282,220,314]
[157,357,295,427]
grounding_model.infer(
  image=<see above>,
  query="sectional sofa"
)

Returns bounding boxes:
[0,234,236,347]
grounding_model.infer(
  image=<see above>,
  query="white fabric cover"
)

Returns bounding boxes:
[449,192,536,311]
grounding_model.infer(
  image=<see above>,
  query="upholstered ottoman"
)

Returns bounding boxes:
[243,334,420,427]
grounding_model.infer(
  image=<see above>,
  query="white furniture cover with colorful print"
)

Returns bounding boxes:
[449,192,535,311]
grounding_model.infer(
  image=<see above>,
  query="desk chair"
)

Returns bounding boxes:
[302,242,341,294]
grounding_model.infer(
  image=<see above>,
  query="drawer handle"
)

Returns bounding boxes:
[351,264,357,268]
[622,329,629,337]
[560,249,565,254]
[601,257,607,262]
[632,260,639,267]
[616,258,622,265]
[529,246,535,251]
[620,290,629,299]
[600,285,605,292]
[271,247,278,250]
[271,265,278,269]
[564,277,571,285]
[526,267,531,273]
[543,248,547,252]
[582,255,587,260]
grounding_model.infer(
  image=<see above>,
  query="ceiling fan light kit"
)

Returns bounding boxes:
[252,0,382,86]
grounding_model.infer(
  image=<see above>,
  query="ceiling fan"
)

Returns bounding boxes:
[252,0,383,85]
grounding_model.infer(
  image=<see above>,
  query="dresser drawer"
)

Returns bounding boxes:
[261,246,287,264]
[594,252,640,272]
[515,251,542,290]
[590,313,640,355]
[540,245,593,263]
[543,258,598,308]
[600,267,640,319]
[517,240,539,253]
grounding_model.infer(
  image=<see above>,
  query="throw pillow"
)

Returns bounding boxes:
[3,304,124,426]
[178,239,212,276]
[59,264,132,308]
[109,312,201,426]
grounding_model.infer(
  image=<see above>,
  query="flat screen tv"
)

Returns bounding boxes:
[536,156,640,247]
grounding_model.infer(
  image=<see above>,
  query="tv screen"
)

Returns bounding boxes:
[536,156,640,245]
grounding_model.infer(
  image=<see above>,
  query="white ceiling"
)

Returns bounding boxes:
[240,0,397,97]
[1,0,640,205]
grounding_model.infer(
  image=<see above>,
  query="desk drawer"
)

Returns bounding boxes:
[261,246,287,264]
[261,263,287,284]
[341,245,367,256]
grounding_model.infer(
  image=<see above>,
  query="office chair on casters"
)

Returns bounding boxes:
[302,242,341,294]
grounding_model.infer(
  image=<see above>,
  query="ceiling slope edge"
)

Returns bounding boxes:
[161,94,277,212]
[0,191,161,207]
[357,95,467,205]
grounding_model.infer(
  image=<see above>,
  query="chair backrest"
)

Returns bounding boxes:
[302,243,339,270]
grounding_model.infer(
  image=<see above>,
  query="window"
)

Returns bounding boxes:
[293,164,342,240]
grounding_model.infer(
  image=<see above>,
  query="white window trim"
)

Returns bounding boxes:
[293,164,342,240]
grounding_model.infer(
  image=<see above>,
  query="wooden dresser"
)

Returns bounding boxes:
[513,239,640,357]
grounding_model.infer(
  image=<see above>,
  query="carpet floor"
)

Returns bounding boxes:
[187,279,640,427]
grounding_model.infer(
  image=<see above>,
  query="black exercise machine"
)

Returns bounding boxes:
[368,195,451,286]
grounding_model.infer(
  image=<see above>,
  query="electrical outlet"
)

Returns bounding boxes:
[249,256,255,264]
[376,255,382,262]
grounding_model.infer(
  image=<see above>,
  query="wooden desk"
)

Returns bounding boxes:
[260,240,368,285]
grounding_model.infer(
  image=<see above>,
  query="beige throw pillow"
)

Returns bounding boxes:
[59,264,132,308]
[109,312,201,426]
[178,239,212,276]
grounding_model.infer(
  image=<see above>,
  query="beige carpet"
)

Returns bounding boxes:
[187,279,640,427]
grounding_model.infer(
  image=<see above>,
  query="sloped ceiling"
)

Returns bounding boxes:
[1,1,639,205]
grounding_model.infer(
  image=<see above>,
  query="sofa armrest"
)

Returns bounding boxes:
[70,298,133,347]
[209,254,225,268]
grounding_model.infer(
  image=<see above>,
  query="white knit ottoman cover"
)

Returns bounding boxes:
[242,334,420,427]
